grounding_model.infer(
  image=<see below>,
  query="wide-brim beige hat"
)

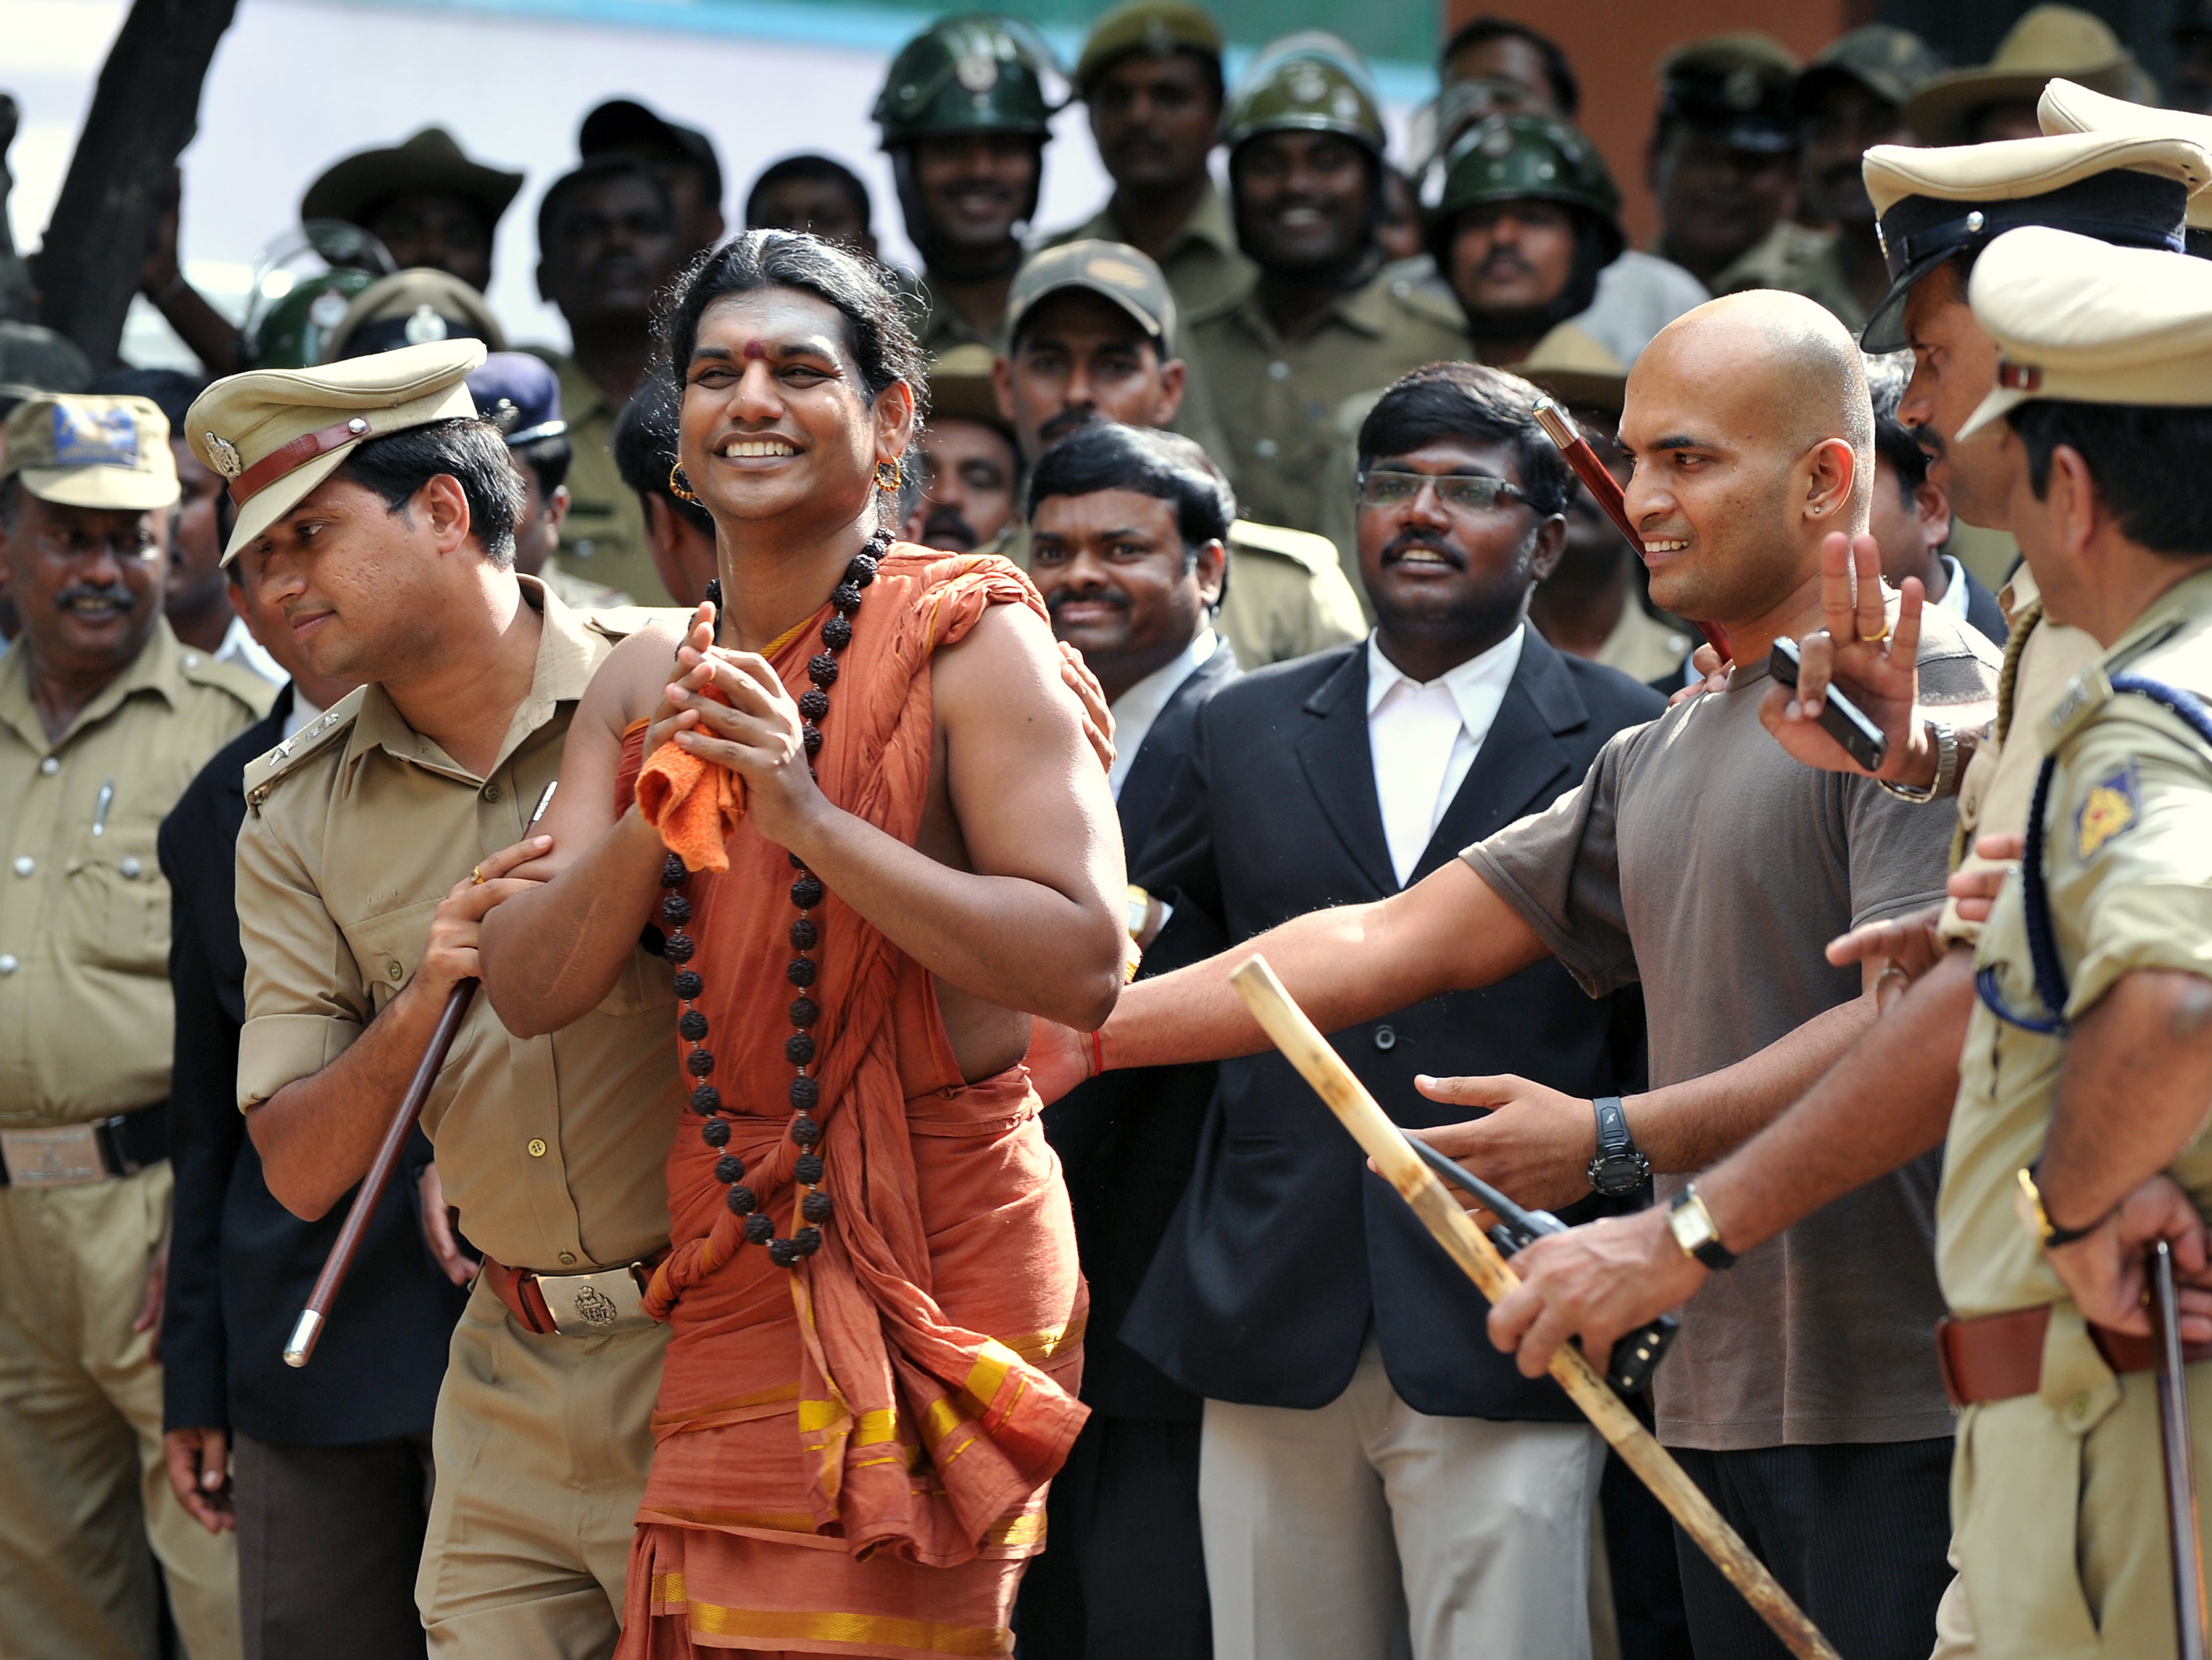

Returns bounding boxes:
[925,342,1011,433]
[186,338,486,562]
[1904,3,2136,147]
[1516,322,1628,417]
[2039,78,2212,228]
[1959,225,2212,437]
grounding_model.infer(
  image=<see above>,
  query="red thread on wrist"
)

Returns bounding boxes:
[1090,1028,1106,1079]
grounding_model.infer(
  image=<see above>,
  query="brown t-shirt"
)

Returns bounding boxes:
[1463,609,2000,1450]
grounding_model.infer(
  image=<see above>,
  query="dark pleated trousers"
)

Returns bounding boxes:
[1668,1438,1953,1660]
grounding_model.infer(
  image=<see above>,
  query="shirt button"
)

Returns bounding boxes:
[1254,438,1280,460]
[482,783,502,803]
[119,857,142,880]
[528,1138,547,1158]
[11,857,30,877]
[558,1250,577,1265]
[1374,1025,1397,1051]
[0,955,16,975]
[1267,360,1291,380]
[387,961,404,981]
[38,757,57,776]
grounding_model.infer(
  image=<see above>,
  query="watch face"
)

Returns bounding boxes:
[1591,1152,1645,1194]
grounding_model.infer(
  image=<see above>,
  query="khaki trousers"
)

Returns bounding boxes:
[418,1277,666,1659]
[1199,1338,1605,1660]
[0,1163,240,1660]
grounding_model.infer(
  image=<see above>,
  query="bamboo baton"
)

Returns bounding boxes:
[1228,954,1840,1660]
[1532,396,1732,665]
[284,780,559,1367]
[2148,1240,2209,1660]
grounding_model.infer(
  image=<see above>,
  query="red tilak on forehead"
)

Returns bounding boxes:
[742,340,769,361]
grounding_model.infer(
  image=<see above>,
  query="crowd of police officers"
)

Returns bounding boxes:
[13,2,2212,1659]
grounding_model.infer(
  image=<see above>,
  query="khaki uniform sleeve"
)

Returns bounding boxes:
[2047,710,2212,1022]
[235,805,370,1110]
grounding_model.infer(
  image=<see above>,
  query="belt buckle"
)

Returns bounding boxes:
[536,1263,648,1336]
[0,1123,106,1187]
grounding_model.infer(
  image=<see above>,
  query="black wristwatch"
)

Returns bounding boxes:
[1586,1096,1650,1197]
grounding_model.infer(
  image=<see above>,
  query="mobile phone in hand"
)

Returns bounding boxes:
[1769,637,1888,774]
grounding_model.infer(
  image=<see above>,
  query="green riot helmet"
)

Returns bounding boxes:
[873,14,1062,146]
[1429,115,1625,271]
[1223,31,1387,157]
[240,221,394,368]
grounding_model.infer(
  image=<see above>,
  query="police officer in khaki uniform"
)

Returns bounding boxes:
[187,340,684,1656]
[874,15,1061,356]
[1183,32,1467,540]
[1925,225,2212,1659]
[0,394,267,1659]
[1716,26,1943,333]
[984,239,1365,669]
[1038,0,1256,325]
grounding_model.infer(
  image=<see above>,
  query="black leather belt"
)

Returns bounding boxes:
[0,1101,169,1186]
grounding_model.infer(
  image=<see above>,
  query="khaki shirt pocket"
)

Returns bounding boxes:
[344,901,440,1016]
[64,823,167,973]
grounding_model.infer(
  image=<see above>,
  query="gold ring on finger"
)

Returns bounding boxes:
[472,866,484,886]
[1858,620,1891,644]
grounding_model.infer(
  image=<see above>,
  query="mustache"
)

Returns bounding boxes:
[1039,405,1096,447]
[919,504,978,550]
[1477,249,1538,279]
[1045,585,1130,616]
[56,581,137,610]
[1380,531,1466,569]
[1915,425,1947,463]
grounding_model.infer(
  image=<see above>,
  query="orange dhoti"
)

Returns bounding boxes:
[615,549,1088,1659]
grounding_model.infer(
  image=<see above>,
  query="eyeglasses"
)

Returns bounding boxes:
[1356,471,1526,513]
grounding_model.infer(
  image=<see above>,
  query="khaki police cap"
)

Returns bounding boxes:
[186,338,485,563]
[1074,0,1223,96]
[2039,78,2212,230]
[1960,226,2212,437]
[1858,130,2206,350]
[1904,5,2136,147]
[1517,322,1628,417]
[326,267,510,360]
[1,394,178,511]
[1007,240,1177,352]
[926,342,1010,432]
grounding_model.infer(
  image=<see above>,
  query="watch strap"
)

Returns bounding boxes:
[1668,1185,1737,1270]
[1586,1096,1649,1196]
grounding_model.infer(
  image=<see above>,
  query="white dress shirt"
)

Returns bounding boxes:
[1106,627,1219,801]
[1366,625,1526,888]
[215,613,286,685]
[1933,554,1970,622]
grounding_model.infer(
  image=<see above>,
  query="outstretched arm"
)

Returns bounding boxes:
[1027,859,1552,1101]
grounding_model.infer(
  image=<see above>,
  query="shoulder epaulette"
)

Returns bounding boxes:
[177,650,279,715]
[243,686,367,811]
[1230,518,1343,575]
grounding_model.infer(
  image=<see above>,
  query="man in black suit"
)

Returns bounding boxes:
[1015,422,1239,1660]
[159,541,468,1660]
[1112,364,1665,1660]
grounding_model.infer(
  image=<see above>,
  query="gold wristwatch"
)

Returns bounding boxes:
[1667,1185,1737,1270]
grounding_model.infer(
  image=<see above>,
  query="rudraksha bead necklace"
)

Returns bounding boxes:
[660,533,888,1271]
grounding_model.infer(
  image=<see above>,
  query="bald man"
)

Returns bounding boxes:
[1027,292,2002,1660]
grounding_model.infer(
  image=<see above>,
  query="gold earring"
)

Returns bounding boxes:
[669,464,701,505]
[875,459,902,494]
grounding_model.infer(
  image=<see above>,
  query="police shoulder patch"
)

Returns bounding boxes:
[2073,762,2141,862]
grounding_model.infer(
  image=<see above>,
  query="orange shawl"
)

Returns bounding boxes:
[616,548,1088,1659]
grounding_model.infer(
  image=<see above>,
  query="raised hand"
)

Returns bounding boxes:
[1759,531,1932,781]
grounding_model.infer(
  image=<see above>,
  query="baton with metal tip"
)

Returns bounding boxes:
[1402,1135,1678,1395]
[1230,954,1840,1660]
[2149,1239,2209,1660]
[285,780,559,1367]
[1532,397,1732,664]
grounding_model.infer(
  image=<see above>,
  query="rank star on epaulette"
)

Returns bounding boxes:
[2075,764,2140,861]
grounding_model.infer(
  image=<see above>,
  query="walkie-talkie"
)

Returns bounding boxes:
[1402,1136,1679,1396]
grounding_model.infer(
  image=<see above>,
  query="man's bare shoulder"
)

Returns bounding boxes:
[583,618,691,726]
[929,597,1068,711]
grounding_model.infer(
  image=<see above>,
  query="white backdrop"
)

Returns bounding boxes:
[4,0,1426,365]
